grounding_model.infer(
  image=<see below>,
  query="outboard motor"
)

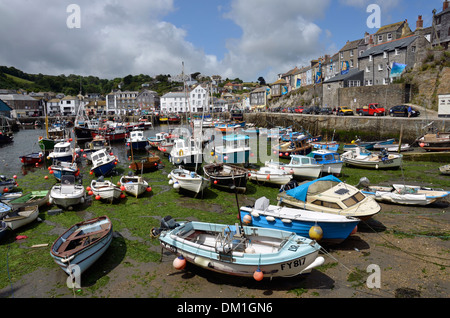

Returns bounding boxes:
[356,177,370,189]
[150,215,179,237]
[279,179,298,192]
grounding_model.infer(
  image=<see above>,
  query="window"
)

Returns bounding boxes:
[365,66,371,73]
[395,49,399,55]
[369,55,373,61]
[350,60,354,68]
[378,64,383,71]
[412,46,416,53]
[387,33,392,41]
[348,80,360,87]
[365,80,373,86]
[383,51,388,58]
[378,35,383,42]
[340,52,344,59]
[350,50,354,57]
[311,200,341,210]
[342,192,365,208]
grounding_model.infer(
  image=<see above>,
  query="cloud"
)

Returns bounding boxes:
[0,0,332,83]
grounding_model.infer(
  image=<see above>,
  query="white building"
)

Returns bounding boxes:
[60,96,80,116]
[47,98,61,116]
[160,85,209,113]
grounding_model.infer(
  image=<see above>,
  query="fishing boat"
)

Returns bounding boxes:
[91,126,128,142]
[168,114,181,124]
[273,135,312,159]
[126,130,149,151]
[417,132,450,152]
[343,138,395,151]
[19,152,44,166]
[440,164,450,175]
[148,132,169,148]
[7,190,49,209]
[158,133,177,155]
[373,142,411,152]
[151,216,324,279]
[119,173,150,198]
[83,135,111,161]
[90,149,118,177]
[169,137,203,167]
[309,150,343,176]
[357,178,450,206]
[0,175,17,193]
[203,163,248,192]
[214,121,246,133]
[248,166,293,186]
[0,202,12,219]
[311,141,340,152]
[240,197,360,244]
[49,175,86,209]
[168,168,210,195]
[50,215,113,276]
[341,147,403,170]
[159,114,169,123]
[3,205,39,230]
[213,134,251,165]
[90,177,122,202]
[277,175,381,220]
[0,116,14,144]
[129,153,162,172]
[47,142,75,162]
[73,119,99,141]
[50,161,80,181]
[266,155,322,180]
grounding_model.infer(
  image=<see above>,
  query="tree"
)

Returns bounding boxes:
[258,77,266,85]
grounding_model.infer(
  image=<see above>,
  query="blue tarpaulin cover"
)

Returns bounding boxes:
[285,175,342,201]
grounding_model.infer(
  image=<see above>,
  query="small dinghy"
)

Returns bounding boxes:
[203,163,248,192]
[49,175,86,209]
[168,168,210,196]
[8,190,49,209]
[119,173,150,198]
[19,152,44,166]
[341,147,402,170]
[248,166,293,186]
[3,205,39,230]
[90,177,122,202]
[151,216,324,280]
[240,197,359,244]
[50,216,113,276]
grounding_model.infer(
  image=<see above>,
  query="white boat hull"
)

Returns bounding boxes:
[4,206,39,230]
[169,169,210,194]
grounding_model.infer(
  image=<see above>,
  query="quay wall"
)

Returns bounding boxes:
[243,113,450,144]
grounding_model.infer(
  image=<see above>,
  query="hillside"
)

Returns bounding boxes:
[0,66,184,96]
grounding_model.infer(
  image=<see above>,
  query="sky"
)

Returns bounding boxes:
[0,0,444,83]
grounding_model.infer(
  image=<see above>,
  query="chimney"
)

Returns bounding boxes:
[416,15,423,29]
[444,0,449,11]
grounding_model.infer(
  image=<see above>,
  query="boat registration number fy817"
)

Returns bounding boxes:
[280,257,305,271]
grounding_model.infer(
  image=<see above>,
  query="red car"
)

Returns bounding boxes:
[295,107,304,113]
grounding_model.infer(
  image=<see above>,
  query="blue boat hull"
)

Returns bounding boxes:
[240,210,359,244]
[130,141,148,150]
[92,161,116,176]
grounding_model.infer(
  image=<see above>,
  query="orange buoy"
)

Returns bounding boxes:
[243,214,252,225]
[173,255,186,270]
[253,268,264,281]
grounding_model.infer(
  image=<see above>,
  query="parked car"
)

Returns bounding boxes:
[334,106,354,116]
[294,106,304,113]
[356,103,386,116]
[303,106,320,114]
[318,107,333,115]
[389,105,420,117]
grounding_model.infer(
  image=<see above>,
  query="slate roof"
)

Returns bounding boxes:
[359,35,418,58]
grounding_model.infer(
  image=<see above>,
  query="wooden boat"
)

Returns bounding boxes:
[417,132,450,152]
[50,216,113,276]
[0,192,23,203]
[90,178,122,202]
[266,155,322,180]
[129,153,161,172]
[49,175,86,209]
[119,174,149,198]
[309,150,343,176]
[341,147,403,170]
[357,178,450,206]
[440,164,450,175]
[126,130,149,151]
[0,202,12,219]
[50,161,80,181]
[151,216,324,279]
[0,175,17,193]
[20,152,44,166]
[168,168,210,195]
[248,166,293,186]
[3,205,39,230]
[90,149,118,177]
[213,134,251,165]
[277,175,381,220]
[8,190,49,209]
[203,163,248,192]
[240,197,360,244]
[48,142,75,162]
[273,135,312,159]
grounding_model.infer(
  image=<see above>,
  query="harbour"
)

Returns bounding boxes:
[0,115,449,300]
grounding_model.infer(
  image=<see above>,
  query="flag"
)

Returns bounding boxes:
[390,62,407,78]
[341,61,349,75]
